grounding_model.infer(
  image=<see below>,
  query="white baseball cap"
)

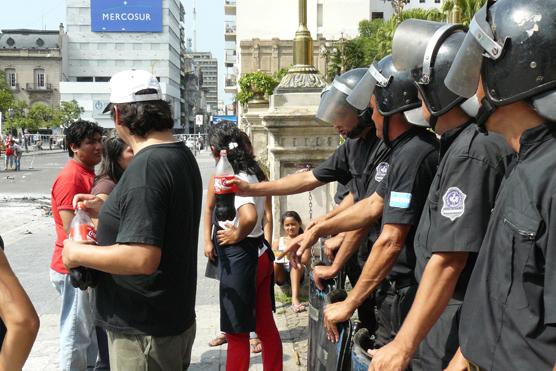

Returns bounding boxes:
[103,69,163,113]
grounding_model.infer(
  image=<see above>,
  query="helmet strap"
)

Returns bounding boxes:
[476,97,496,132]
[383,116,391,147]
[429,115,439,131]
[347,108,373,139]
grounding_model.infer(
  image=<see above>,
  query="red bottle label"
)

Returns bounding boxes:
[69,224,97,243]
[214,175,237,194]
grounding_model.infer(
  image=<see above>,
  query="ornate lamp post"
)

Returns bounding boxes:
[275,0,327,92]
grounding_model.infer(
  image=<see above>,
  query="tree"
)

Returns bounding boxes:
[27,103,55,130]
[0,71,15,118]
[442,0,486,25]
[58,100,83,128]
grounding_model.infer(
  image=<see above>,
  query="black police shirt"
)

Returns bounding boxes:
[460,123,556,370]
[375,127,439,280]
[95,142,203,336]
[313,128,389,202]
[414,123,513,301]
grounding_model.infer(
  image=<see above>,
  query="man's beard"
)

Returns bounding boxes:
[346,120,368,139]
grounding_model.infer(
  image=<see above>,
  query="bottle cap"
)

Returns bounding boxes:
[76,201,85,210]
[220,149,227,156]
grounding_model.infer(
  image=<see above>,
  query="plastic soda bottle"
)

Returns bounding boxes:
[68,202,98,290]
[214,149,237,226]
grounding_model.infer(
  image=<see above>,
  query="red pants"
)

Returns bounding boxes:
[226,252,283,371]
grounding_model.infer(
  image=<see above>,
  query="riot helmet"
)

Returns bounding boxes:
[347,55,428,145]
[315,68,372,139]
[445,0,556,124]
[392,20,479,129]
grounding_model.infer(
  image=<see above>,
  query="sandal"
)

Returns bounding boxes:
[208,333,227,347]
[291,303,306,313]
[250,338,262,353]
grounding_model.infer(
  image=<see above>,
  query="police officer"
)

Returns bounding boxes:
[442,0,556,369]
[287,54,439,346]
[367,20,514,371]
[230,68,388,331]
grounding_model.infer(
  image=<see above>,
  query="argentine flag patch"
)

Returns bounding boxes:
[389,192,412,208]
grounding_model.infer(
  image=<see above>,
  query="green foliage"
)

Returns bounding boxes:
[59,100,83,128]
[325,8,444,81]
[442,0,486,26]
[273,67,290,82]
[236,71,279,105]
[0,71,15,116]
[27,103,55,130]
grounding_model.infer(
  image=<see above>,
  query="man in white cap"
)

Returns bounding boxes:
[63,70,203,370]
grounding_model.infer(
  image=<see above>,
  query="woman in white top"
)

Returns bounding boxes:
[273,211,310,312]
[209,123,283,371]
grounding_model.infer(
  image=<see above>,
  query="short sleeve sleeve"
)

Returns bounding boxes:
[53,179,89,211]
[381,151,437,226]
[115,186,167,247]
[313,143,352,185]
[235,173,256,209]
[430,156,505,253]
[544,193,556,325]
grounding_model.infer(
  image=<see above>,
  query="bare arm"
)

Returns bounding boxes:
[323,223,411,342]
[62,241,162,275]
[0,250,39,370]
[216,203,258,246]
[263,195,273,243]
[204,176,217,261]
[368,252,469,371]
[59,209,74,235]
[230,170,324,196]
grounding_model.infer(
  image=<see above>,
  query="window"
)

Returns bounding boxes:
[34,68,45,88]
[435,0,440,2]
[420,0,426,2]
[95,76,110,82]
[5,69,16,88]
[76,76,93,82]
[371,12,384,20]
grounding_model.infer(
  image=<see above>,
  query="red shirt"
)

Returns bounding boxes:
[50,159,95,274]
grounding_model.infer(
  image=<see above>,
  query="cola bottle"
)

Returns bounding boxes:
[68,202,99,290]
[214,149,236,227]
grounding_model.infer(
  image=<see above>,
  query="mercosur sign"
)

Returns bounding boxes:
[91,0,162,32]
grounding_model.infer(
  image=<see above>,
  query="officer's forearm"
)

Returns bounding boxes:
[314,193,383,236]
[393,252,468,354]
[330,227,368,272]
[345,224,408,308]
[246,171,323,196]
[325,192,355,219]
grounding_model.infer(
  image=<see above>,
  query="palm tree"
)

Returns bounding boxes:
[442,0,486,25]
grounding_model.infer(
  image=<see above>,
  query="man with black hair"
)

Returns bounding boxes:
[63,69,202,370]
[49,119,103,370]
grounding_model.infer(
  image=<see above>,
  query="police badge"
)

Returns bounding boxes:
[441,186,466,221]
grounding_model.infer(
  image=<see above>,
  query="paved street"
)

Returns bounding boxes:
[0,150,305,371]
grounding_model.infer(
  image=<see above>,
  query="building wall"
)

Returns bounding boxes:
[405,0,444,11]
[190,52,218,114]
[60,0,183,128]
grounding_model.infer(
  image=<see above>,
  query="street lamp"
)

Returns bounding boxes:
[7,108,14,134]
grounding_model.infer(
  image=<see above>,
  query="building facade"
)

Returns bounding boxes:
[190,52,218,114]
[60,0,185,128]
[0,26,67,109]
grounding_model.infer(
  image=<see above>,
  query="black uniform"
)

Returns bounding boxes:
[313,128,388,331]
[410,123,513,371]
[372,127,439,347]
[460,123,556,370]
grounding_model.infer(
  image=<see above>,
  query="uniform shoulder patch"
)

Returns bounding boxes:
[389,191,412,209]
[441,186,467,221]
[374,162,389,182]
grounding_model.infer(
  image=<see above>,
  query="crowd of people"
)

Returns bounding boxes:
[0,0,554,370]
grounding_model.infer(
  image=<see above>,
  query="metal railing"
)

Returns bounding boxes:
[174,134,208,156]
[225,21,236,34]
[26,83,52,91]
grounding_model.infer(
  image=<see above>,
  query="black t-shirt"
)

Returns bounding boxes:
[95,142,202,336]
[313,128,389,202]
[375,127,439,279]
[460,123,556,370]
[414,123,513,300]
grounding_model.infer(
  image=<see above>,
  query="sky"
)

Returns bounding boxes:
[0,0,232,104]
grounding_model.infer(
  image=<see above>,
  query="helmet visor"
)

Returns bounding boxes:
[346,62,389,111]
[315,81,358,125]
[403,107,429,127]
[445,5,505,98]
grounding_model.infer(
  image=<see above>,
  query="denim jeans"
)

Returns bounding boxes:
[50,269,98,371]
[14,155,21,171]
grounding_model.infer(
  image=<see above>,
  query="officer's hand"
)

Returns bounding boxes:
[72,194,104,218]
[323,300,355,343]
[217,223,240,246]
[313,265,338,291]
[226,177,251,196]
[323,234,344,260]
[306,215,326,231]
[443,347,468,371]
[367,340,412,371]
[278,234,305,269]
[204,241,217,262]
[297,226,321,262]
